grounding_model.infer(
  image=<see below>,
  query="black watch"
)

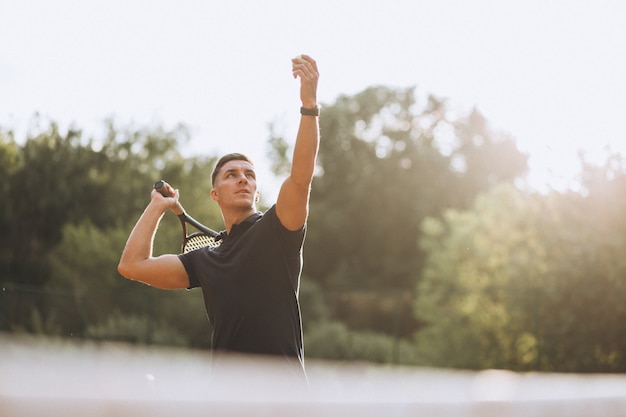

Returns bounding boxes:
[300,106,320,116]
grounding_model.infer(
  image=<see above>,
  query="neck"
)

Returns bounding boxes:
[221,207,257,234]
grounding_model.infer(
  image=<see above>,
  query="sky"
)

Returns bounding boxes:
[1,0,625,200]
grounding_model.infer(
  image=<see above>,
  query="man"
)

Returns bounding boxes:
[118,55,319,381]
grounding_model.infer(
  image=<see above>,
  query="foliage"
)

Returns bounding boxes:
[415,184,545,369]
[415,174,626,372]
[0,118,219,348]
[2,84,625,373]
[283,86,528,338]
[85,309,189,346]
[304,320,417,364]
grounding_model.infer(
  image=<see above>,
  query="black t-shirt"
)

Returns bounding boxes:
[178,205,305,365]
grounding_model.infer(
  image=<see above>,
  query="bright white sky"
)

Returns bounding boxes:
[1,0,625,200]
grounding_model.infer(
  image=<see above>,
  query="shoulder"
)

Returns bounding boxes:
[275,177,310,231]
[262,204,306,247]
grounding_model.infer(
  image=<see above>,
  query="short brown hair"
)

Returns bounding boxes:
[211,153,254,187]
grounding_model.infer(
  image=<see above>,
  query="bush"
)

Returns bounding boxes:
[305,320,418,364]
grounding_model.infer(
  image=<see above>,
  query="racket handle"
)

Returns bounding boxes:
[153,180,185,216]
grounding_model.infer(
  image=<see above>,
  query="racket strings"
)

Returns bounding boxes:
[183,233,221,253]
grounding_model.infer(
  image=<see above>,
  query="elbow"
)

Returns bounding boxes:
[117,262,128,278]
[117,260,134,281]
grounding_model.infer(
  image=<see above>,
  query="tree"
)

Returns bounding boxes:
[46,220,210,347]
[415,160,626,372]
[0,118,221,345]
[415,184,548,369]
[0,130,20,271]
[3,124,101,284]
[535,153,626,372]
[268,86,528,339]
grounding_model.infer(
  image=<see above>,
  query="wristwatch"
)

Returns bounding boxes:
[300,106,320,116]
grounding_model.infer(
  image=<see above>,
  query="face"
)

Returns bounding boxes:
[210,160,260,209]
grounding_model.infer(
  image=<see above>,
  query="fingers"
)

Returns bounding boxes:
[292,54,319,107]
[151,186,179,212]
[163,181,177,198]
[291,54,318,80]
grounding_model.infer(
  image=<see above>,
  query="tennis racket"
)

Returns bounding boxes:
[154,180,222,253]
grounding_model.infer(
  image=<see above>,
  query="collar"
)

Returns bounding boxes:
[215,211,262,242]
[240,211,263,224]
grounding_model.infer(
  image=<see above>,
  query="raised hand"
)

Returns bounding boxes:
[291,54,319,108]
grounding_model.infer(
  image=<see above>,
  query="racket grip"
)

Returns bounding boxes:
[153,180,185,216]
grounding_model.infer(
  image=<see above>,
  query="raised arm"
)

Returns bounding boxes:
[276,54,320,231]
[118,185,190,289]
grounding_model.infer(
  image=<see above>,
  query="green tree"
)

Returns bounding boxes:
[3,123,101,284]
[534,154,626,372]
[0,130,20,271]
[1,118,221,344]
[269,86,528,340]
[46,220,211,347]
[415,160,626,372]
[415,184,548,369]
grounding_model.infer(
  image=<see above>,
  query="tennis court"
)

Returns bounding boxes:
[2,334,625,416]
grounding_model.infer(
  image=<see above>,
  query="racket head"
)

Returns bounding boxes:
[176,211,222,253]
[183,231,221,253]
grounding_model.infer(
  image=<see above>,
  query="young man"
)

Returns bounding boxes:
[118,55,319,380]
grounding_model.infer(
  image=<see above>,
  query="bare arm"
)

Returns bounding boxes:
[118,186,190,289]
[276,54,320,231]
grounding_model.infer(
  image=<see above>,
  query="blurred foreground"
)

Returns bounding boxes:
[1,334,626,417]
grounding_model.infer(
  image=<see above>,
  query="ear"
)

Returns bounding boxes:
[255,190,260,203]
[210,188,219,202]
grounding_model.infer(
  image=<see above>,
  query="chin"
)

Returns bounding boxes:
[234,199,256,209]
